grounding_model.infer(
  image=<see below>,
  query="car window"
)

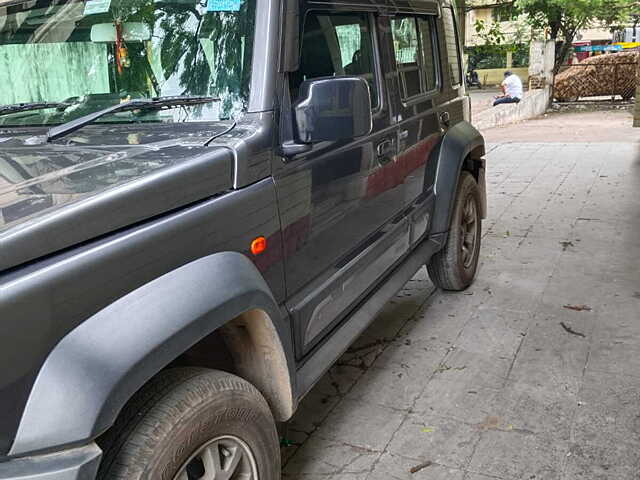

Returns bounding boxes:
[391,17,421,98]
[293,12,378,108]
[391,16,438,99]
[441,7,462,86]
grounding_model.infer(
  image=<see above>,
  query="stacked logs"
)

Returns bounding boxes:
[554,51,639,101]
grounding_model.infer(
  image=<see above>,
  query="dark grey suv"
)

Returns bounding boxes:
[0,0,485,478]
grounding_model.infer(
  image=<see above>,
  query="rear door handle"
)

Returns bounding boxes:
[376,139,394,158]
[439,111,451,127]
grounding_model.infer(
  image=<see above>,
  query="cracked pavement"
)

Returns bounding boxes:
[281,109,640,480]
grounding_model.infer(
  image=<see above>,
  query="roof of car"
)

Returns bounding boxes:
[306,0,442,14]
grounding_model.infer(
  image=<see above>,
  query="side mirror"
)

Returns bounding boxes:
[293,76,373,144]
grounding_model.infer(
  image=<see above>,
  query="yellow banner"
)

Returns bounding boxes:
[614,42,640,49]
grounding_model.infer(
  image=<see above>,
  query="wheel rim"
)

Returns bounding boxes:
[460,194,478,269]
[173,435,258,480]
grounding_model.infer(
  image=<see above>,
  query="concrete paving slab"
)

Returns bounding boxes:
[368,452,465,480]
[312,399,405,451]
[467,428,568,480]
[412,378,501,424]
[385,414,480,470]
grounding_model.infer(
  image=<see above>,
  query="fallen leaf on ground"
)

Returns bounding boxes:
[560,322,586,338]
[477,416,501,431]
[410,461,433,474]
[563,304,592,312]
[559,241,574,251]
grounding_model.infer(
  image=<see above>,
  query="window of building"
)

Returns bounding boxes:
[292,12,378,108]
[391,16,438,99]
[441,7,462,87]
[492,5,518,23]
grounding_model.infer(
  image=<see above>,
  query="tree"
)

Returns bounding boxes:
[515,0,638,71]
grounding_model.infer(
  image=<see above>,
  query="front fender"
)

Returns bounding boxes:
[10,252,292,457]
[431,121,485,234]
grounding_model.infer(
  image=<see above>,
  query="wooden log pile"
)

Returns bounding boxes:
[554,51,639,101]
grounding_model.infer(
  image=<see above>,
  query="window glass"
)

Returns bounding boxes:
[391,16,438,99]
[0,0,256,127]
[391,17,422,98]
[417,17,438,92]
[293,13,378,108]
[492,5,518,22]
[442,7,462,86]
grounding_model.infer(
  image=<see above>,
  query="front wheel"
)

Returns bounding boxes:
[427,171,482,291]
[97,368,280,480]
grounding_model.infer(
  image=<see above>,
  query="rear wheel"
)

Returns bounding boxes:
[427,171,482,291]
[97,368,280,480]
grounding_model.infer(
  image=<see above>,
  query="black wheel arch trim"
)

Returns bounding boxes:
[431,120,486,234]
[9,252,295,457]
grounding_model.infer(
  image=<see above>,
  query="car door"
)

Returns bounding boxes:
[274,11,413,358]
[387,13,443,245]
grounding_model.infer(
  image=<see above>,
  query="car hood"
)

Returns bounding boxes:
[0,123,235,271]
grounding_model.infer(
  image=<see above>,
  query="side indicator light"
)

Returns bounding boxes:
[251,236,267,256]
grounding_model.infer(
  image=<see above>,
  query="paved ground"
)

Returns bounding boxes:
[281,109,640,479]
[470,88,501,115]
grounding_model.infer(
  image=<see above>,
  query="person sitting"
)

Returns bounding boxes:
[493,71,523,106]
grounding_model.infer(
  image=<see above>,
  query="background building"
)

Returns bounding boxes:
[463,0,614,86]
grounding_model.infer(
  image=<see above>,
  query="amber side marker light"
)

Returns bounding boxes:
[251,236,267,256]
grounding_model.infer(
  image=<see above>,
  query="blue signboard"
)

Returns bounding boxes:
[574,45,623,53]
[208,0,242,11]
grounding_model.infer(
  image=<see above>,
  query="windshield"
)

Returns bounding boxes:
[0,0,256,127]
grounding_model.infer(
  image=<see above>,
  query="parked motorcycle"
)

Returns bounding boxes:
[466,69,482,89]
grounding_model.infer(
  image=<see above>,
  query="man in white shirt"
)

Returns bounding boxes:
[493,71,524,106]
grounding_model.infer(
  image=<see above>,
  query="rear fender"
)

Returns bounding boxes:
[431,121,485,234]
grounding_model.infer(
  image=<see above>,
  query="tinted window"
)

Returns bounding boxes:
[293,13,378,107]
[391,16,438,99]
[442,7,462,86]
[391,17,421,98]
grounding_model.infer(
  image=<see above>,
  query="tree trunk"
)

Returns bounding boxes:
[554,40,572,73]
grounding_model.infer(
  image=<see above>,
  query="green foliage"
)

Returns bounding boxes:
[465,43,529,69]
[474,19,508,45]
[515,0,638,68]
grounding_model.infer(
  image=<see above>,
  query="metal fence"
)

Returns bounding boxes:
[554,62,637,103]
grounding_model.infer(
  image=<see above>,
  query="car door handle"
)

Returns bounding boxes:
[439,111,451,127]
[376,140,394,158]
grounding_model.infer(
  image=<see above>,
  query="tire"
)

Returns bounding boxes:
[97,368,280,480]
[427,171,482,291]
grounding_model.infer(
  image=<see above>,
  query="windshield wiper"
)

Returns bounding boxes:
[47,96,220,142]
[0,102,71,117]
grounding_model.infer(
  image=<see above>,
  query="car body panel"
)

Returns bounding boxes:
[0,177,286,457]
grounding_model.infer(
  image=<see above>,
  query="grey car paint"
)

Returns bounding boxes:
[0,0,484,476]
[0,113,280,271]
[0,444,100,480]
[0,175,286,457]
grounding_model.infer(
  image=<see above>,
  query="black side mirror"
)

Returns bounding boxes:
[293,76,373,144]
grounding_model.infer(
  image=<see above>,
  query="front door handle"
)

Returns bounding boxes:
[376,139,394,158]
